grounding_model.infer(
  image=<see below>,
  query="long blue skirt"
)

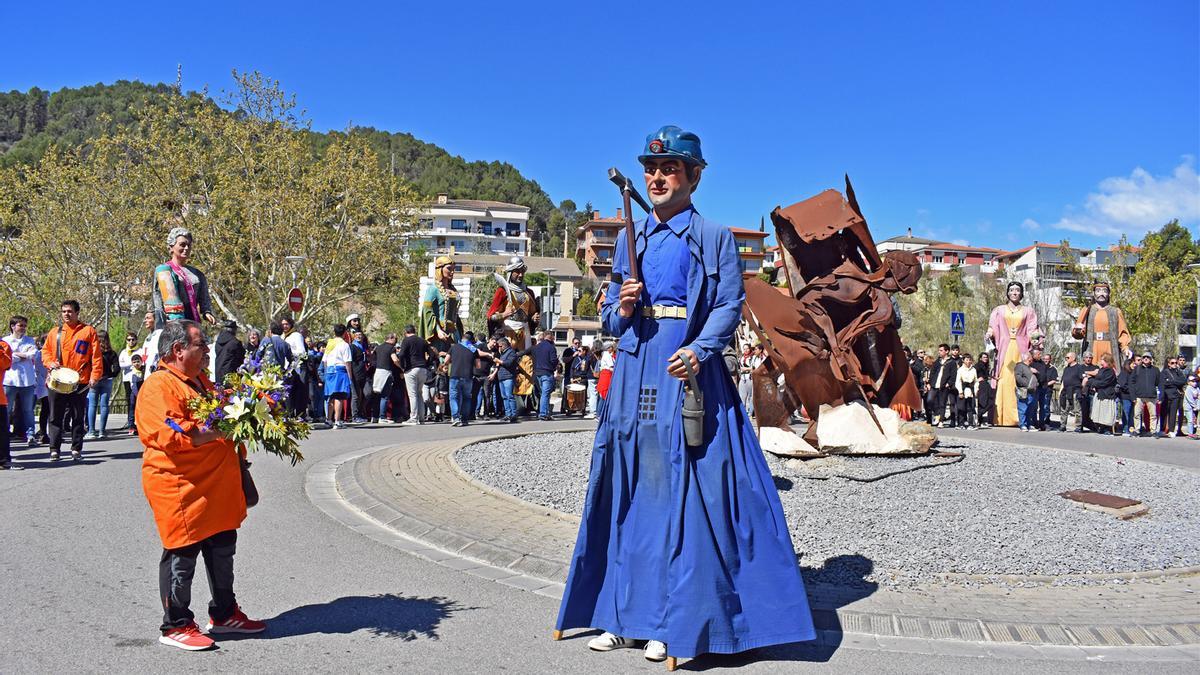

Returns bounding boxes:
[555,317,815,658]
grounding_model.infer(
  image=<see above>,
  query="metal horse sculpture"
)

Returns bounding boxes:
[742,176,924,449]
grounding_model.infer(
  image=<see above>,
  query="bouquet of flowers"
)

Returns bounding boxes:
[189,361,310,465]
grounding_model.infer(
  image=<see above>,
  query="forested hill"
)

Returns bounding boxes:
[0,81,571,242]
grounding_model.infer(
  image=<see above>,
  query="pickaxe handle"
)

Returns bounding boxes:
[607,167,647,282]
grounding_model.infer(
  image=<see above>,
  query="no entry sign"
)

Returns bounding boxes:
[288,287,304,313]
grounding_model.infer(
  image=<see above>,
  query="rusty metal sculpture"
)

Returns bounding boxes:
[743,176,924,448]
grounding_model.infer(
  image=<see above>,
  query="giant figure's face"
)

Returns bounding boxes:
[170,235,193,263]
[643,158,697,211]
[1007,284,1024,303]
[1094,285,1110,305]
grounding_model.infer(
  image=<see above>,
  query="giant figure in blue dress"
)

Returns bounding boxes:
[555,126,815,666]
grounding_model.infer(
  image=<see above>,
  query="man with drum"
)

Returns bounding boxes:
[41,300,103,461]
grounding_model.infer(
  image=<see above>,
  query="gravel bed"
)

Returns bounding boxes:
[455,432,1200,588]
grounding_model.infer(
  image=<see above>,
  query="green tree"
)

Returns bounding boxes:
[0,71,421,333]
[1142,219,1199,271]
[575,293,598,318]
[897,269,1001,355]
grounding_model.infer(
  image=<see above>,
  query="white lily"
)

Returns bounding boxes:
[224,396,251,421]
[252,397,271,422]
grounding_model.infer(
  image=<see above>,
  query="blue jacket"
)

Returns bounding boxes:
[496,348,520,381]
[602,209,743,368]
[531,340,559,376]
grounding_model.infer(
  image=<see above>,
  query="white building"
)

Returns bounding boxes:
[407,194,531,257]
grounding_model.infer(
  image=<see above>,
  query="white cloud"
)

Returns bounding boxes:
[1027,158,1200,239]
[950,238,970,246]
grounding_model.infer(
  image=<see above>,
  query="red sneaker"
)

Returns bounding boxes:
[205,605,266,634]
[160,622,216,651]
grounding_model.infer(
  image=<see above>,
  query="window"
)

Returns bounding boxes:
[933,254,943,264]
[741,259,761,273]
[505,222,521,237]
[450,219,468,231]
[478,220,492,235]
[505,242,521,253]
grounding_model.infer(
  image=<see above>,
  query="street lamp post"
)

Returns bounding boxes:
[542,267,556,334]
[96,280,117,333]
[1188,263,1200,369]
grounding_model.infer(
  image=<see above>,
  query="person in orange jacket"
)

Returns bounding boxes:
[136,319,265,651]
[0,339,12,469]
[41,299,103,461]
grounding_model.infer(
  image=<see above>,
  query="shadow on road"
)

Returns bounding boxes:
[9,447,144,469]
[255,594,473,641]
[682,554,877,670]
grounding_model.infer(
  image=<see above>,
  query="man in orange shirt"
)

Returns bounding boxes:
[41,300,103,461]
[136,320,265,651]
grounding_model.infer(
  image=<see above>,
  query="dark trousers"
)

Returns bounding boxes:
[939,388,958,425]
[1163,397,1182,433]
[289,373,310,418]
[486,378,502,417]
[470,377,486,421]
[37,396,49,439]
[0,405,9,464]
[956,396,976,427]
[1035,387,1052,429]
[159,529,238,631]
[122,381,134,426]
[976,382,994,425]
[47,389,87,452]
[130,378,143,430]
[349,378,362,420]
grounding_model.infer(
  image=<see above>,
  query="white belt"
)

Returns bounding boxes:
[1094,331,1109,339]
[642,305,687,319]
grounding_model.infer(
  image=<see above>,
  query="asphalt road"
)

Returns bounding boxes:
[1,420,1192,673]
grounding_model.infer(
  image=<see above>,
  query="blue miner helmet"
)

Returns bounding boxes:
[638,125,707,168]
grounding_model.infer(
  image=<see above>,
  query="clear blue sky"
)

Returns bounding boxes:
[4,1,1198,251]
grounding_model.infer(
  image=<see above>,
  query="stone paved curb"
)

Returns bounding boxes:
[306,430,1200,663]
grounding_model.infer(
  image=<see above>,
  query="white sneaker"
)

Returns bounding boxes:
[644,640,667,662]
[587,632,635,652]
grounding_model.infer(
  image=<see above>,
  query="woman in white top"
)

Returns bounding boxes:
[3,315,41,445]
[955,353,978,429]
[118,332,140,430]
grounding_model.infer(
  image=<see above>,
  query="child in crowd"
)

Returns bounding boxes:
[1184,375,1200,438]
[955,353,978,429]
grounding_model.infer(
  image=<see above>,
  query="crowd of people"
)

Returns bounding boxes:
[907,343,1200,438]
[0,300,624,469]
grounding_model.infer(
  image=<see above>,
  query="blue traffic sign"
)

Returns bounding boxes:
[950,311,966,336]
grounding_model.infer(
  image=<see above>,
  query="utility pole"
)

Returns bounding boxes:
[96,280,116,333]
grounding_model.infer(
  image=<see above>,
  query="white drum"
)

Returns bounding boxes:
[47,368,81,394]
